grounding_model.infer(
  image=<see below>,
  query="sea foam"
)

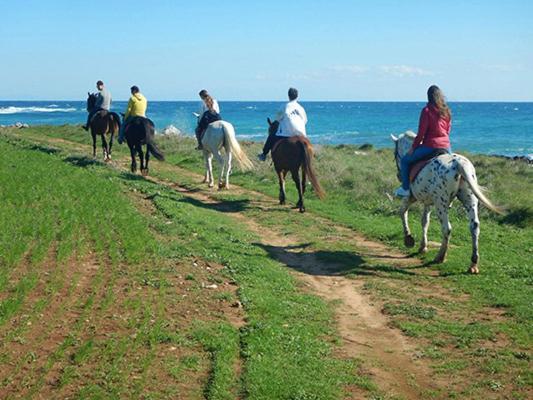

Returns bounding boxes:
[0,106,77,114]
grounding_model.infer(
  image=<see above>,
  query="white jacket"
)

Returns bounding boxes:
[275,100,307,137]
[199,99,220,115]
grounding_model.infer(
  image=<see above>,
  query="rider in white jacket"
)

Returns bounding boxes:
[258,88,307,161]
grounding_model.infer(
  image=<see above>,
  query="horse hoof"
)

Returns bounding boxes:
[279,200,286,205]
[141,169,148,176]
[418,247,428,254]
[208,183,214,188]
[404,235,415,248]
[468,264,480,274]
[299,208,305,213]
[433,255,446,264]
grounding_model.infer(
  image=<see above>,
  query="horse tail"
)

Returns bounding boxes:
[300,139,325,199]
[222,122,253,171]
[109,112,121,133]
[457,158,504,215]
[144,120,165,161]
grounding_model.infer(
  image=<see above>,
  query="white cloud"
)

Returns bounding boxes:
[328,65,369,74]
[379,65,433,77]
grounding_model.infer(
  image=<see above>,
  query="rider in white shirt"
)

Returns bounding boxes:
[198,89,220,115]
[258,88,307,161]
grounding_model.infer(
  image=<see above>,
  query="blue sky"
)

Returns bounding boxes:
[1,0,532,101]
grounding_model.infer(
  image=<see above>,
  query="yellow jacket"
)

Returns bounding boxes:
[124,93,147,119]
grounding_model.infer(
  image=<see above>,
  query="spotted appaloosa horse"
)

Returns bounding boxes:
[391,131,503,274]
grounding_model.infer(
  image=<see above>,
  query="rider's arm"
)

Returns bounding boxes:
[412,108,429,151]
[124,97,133,120]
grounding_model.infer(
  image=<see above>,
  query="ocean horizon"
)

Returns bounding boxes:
[1,100,532,157]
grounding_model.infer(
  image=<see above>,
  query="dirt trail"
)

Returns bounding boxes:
[148,179,440,399]
[14,133,445,398]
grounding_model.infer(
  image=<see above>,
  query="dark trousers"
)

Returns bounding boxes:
[196,110,221,145]
[262,134,284,156]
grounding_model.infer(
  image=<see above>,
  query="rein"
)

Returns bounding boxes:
[393,140,402,181]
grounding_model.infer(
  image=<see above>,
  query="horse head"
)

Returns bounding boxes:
[391,131,416,180]
[267,117,279,136]
[86,92,97,112]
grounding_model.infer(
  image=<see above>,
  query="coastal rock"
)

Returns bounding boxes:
[160,125,181,136]
[0,122,29,129]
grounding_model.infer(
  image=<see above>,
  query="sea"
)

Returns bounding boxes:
[1,101,531,157]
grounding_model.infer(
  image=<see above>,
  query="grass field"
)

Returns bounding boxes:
[0,125,531,399]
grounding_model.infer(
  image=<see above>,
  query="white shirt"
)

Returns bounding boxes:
[199,98,220,115]
[275,100,307,137]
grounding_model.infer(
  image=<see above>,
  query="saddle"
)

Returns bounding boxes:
[271,137,288,154]
[409,149,449,182]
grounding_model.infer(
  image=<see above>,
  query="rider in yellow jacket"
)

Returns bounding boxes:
[118,86,147,144]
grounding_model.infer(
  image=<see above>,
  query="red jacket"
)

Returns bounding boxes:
[412,104,451,150]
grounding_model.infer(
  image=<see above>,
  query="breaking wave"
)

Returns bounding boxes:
[0,106,77,114]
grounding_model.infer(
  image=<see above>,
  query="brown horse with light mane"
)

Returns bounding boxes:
[86,93,121,162]
[267,118,325,212]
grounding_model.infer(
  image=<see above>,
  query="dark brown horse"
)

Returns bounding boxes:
[86,93,121,162]
[267,118,325,212]
[122,116,165,176]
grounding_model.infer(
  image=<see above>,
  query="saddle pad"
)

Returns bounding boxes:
[409,149,449,182]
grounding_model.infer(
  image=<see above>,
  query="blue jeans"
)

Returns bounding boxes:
[400,146,450,190]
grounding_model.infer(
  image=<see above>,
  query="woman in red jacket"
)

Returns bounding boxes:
[395,85,452,197]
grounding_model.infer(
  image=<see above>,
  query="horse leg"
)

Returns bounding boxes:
[108,133,114,160]
[291,168,304,213]
[222,151,232,189]
[278,170,286,205]
[203,151,210,184]
[138,145,146,175]
[129,146,137,173]
[143,145,150,176]
[418,206,431,254]
[458,188,480,273]
[206,153,214,188]
[100,134,108,161]
[434,201,452,264]
[400,197,416,248]
[215,151,225,189]
[92,131,97,158]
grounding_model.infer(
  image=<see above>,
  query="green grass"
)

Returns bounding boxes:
[1,125,531,399]
[0,128,374,399]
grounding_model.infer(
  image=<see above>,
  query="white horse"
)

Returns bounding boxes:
[201,120,253,189]
[391,131,503,274]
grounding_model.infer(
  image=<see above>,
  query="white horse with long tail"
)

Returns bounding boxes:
[201,120,253,189]
[391,131,504,274]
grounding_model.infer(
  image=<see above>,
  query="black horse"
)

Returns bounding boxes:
[122,116,165,175]
[86,93,121,161]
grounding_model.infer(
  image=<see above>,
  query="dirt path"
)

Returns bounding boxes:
[13,133,447,398]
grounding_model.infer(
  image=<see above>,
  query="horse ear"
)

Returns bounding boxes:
[267,117,272,125]
[88,92,90,96]
[390,134,398,142]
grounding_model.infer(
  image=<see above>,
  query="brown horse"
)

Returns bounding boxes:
[86,93,121,162]
[267,118,325,212]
